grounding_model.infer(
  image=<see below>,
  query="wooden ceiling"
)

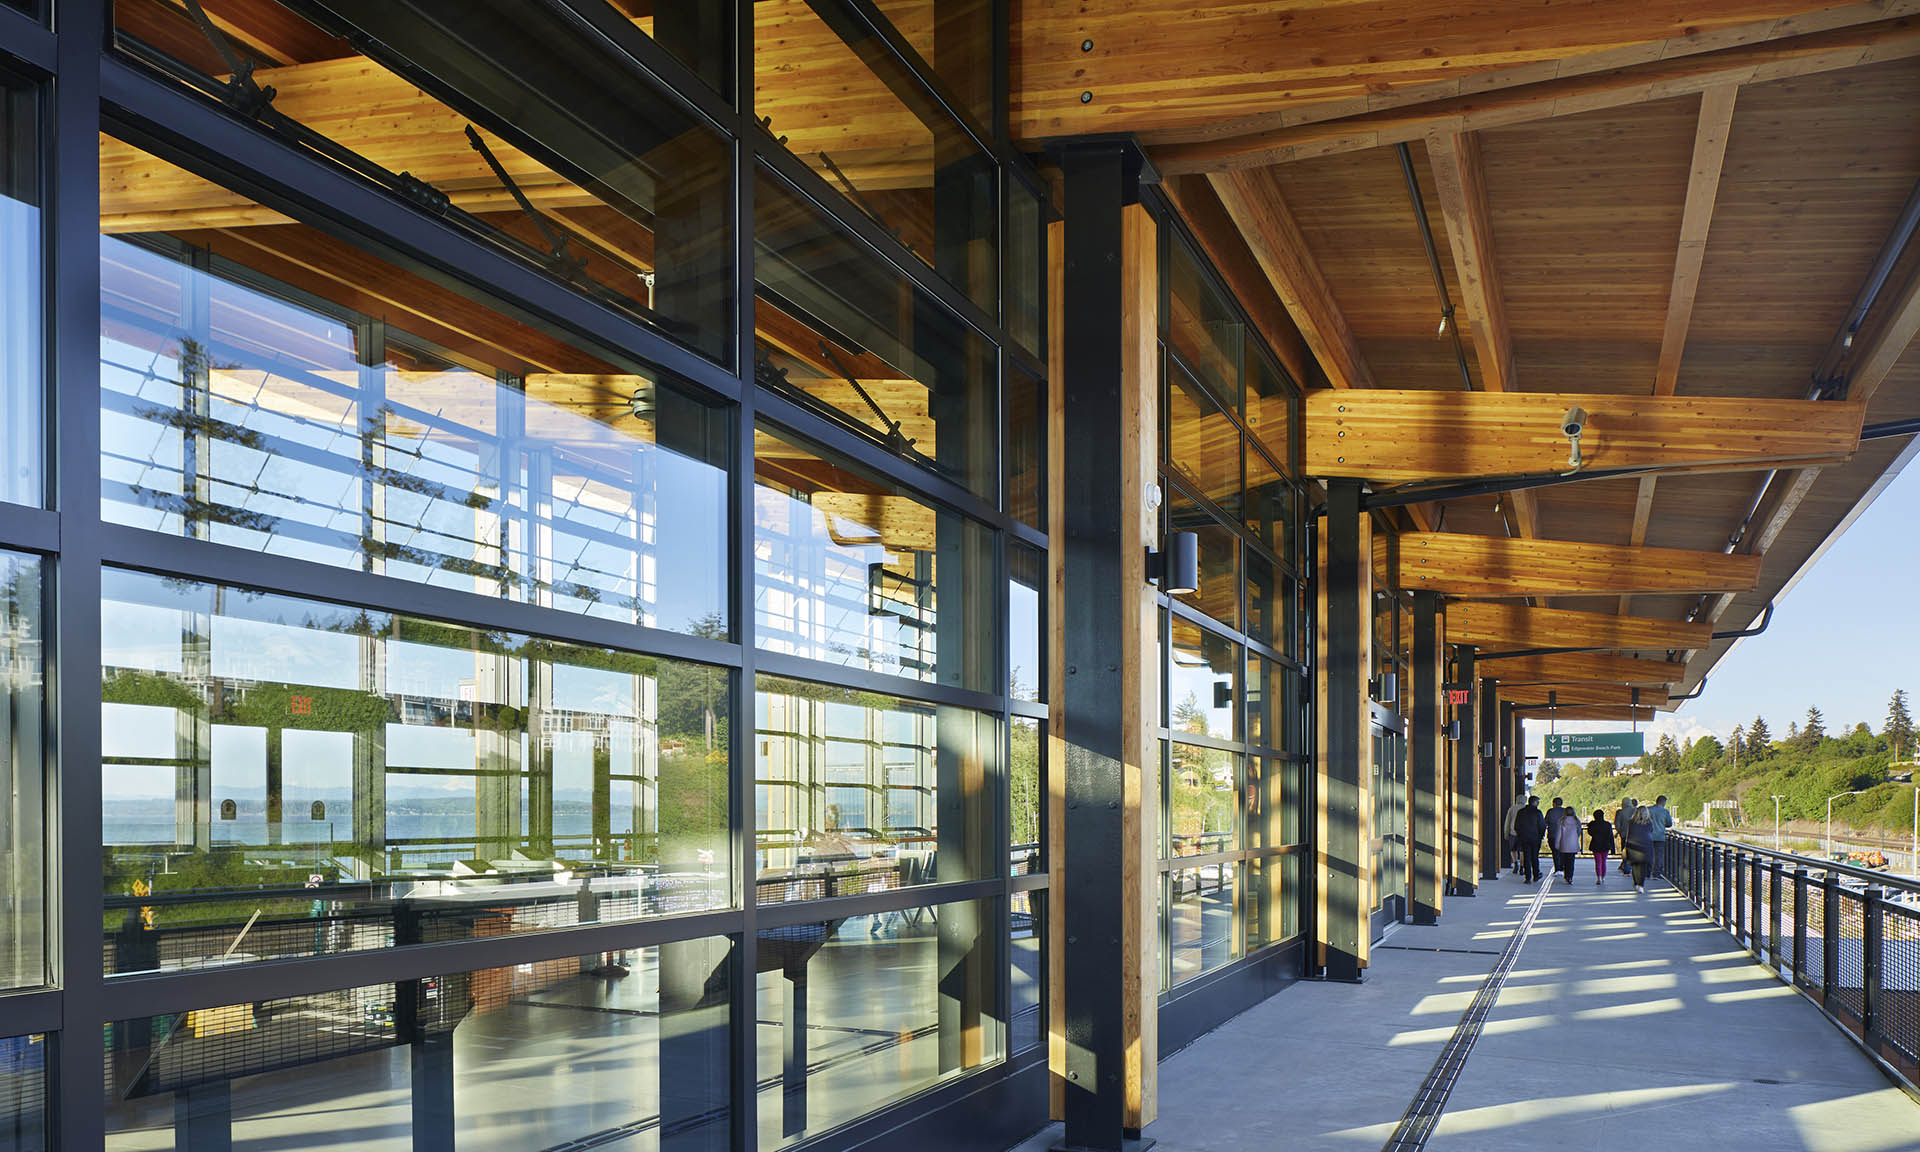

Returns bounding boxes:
[1013,1,1920,709]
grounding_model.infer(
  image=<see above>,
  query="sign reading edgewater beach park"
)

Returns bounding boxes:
[1543,731,1646,759]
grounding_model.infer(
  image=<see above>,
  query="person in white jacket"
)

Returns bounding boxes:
[1503,794,1528,876]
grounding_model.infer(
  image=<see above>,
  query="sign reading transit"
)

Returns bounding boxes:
[1543,731,1646,759]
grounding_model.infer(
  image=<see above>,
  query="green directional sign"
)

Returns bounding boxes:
[1543,731,1645,759]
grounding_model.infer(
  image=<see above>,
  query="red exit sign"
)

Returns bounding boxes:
[290,695,313,715]
[1447,688,1471,706]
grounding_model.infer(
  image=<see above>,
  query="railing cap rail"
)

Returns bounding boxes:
[1671,830,1920,894]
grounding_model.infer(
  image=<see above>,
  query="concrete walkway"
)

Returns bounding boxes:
[1012,872,1920,1152]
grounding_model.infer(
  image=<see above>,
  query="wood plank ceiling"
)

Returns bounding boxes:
[1014,0,1920,709]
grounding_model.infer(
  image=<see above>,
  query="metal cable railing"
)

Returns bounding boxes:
[1663,832,1920,1091]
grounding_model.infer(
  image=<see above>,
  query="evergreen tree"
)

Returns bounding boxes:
[1888,689,1915,763]
[1803,706,1826,747]
[1746,715,1772,761]
[1537,759,1561,785]
[1653,732,1680,771]
[1730,725,1746,763]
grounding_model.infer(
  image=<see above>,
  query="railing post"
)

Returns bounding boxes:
[1734,852,1747,945]
[1862,886,1884,1045]
[1767,859,1783,972]
[1750,851,1763,954]
[1722,846,1735,929]
[1792,866,1808,985]
[1822,872,1840,1007]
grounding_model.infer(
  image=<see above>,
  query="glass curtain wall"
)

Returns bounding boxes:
[0,1,1048,1149]
[1156,220,1307,991]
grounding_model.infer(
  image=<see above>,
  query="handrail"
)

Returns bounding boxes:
[1669,829,1920,894]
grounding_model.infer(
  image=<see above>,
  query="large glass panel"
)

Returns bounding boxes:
[754,675,992,901]
[100,569,730,975]
[1245,653,1280,754]
[0,552,43,990]
[1169,745,1237,859]
[104,940,732,1149]
[1245,549,1290,656]
[1244,443,1293,563]
[1009,541,1043,703]
[1167,617,1237,742]
[1011,716,1040,875]
[0,1034,45,1151]
[753,427,994,689]
[0,78,39,508]
[1166,239,1240,414]
[1244,853,1299,951]
[753,4,996,314]
[1245,348,1296,474]
[1005,361,1045,529]
[100,141,731,638]
[1168,492,1239,630]
[755,898,1000,1148]
[755,170,996,497]
[1011,890,1043,1052]
[1168,864,1237,985]
[1006,173,1045,355]
[1165,365,1239,514]
[112,0,736,363]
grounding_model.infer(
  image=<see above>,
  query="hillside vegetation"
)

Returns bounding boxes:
[1535,693,1918,837]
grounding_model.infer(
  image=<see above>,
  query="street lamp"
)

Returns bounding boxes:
[1826,790,1865,860]
[1771,794,1785,851]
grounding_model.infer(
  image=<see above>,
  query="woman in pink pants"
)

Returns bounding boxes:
[1586,808,1617,884]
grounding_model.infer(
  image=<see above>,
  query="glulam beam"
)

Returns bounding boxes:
[1394,533,1761,598]
[1306,390,1864,482]
[1478,652,1684,686]
[1447,602,1713,652]
[1516,705,1660,724]
[1503,684,1673,708]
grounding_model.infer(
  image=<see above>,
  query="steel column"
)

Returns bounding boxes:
[1409,592,1443,923]
[1478,675,1500,880]
[1317,479,1370,982]
[1450,646,1477,894]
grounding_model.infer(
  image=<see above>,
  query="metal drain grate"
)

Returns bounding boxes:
[1380,876,1556,1152]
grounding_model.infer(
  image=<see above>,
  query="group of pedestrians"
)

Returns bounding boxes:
[1502,792,1673,891]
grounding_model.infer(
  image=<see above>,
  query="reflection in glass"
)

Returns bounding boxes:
[1010,541,1043,702]
[1244,443,1293,563]
[100,143,732,638]
[756,900,1000,1147]
[753,3,996,314]
[1007,176,1045,355]
[1245,853,1300,951]
[1165,365,1240,513]
[755,171,996,496]
[1168,864,1237,985]
[1245,350,1295,474]
[111,0,736,363]
[0,552,43,990]
[1166,240,1240,414]
[1012,890,1043,1051]
[100,569,730,974]
[753,427,994,689]
[1011,716,1040,875]
[0,1034,44,1150]
[1169,494,1239,630]
[1168,617,1238,742]
[104,941,732,1150]
[1,79,40,508]
[754,675,991,902]
[871,0,995,130]
[1245,653,1281,753]
[1245,549,1291,656]
[1169,747,1238,858]
[1006,362,1045,528]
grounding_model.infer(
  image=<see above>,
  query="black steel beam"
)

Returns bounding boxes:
[1451,645,1477,896]
[1410,591,1443,924]
[1479,675,1502,880]
[1053,138,1136,1152]
[1322,479,1367,982]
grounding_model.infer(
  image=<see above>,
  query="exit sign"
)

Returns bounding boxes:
[1446,688,1471,706]
[1543,732,1645,758]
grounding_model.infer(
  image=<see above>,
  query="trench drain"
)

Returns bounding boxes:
[1379,875,1555,1152]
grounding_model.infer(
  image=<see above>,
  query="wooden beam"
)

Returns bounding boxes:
[1478,652,1686,686]
[1448,601,1714,651]
[1306,390,1864,481]
[1151,16,1920,173]
[1503,684,1673,708]
[1656,86,1740,396]
[1424,130,1512,395]
[1207,169,1375,390]
[1395,533,1762,598]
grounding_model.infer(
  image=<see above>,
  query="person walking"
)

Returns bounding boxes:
[1624,805,1656,892]
[1503,793,1528,876]
[1586,808,1616,885]
[1615,797,1637,862]
[1550,801,1581,883]
[1546,797,1569,843]
[1514,796,1546,883]
[1645,794,1674,877]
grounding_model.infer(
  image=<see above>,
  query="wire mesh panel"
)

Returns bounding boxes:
[1884,901,1920,1065]
[1833,890,1867,1024]
[1805,876,1828,991]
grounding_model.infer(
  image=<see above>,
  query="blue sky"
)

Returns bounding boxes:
[1526,454,1920,759]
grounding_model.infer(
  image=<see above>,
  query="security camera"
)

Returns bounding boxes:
[1561,407,1588,438]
